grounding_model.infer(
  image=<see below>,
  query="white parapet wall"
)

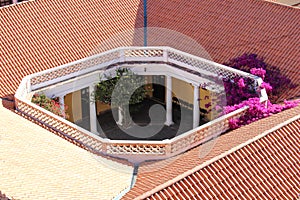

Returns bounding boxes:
[15,46,268,163]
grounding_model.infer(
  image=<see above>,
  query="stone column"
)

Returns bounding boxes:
[164,75,174,126]
[58,95,65,118]
[89,85,98,134]
[193,84,200,128]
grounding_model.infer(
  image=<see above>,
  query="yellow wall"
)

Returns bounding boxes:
[171,78,194,104]
[200,88,213,120]
[64,93,73,122]
[171,77,213,121]
[64,90,82,123]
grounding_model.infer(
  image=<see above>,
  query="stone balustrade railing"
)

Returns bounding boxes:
[25,47,261,92]
[15,46,267,163]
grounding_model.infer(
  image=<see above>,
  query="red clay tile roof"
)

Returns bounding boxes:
[272,0,300,6]
[143,117,300,199]
[0,100,134,199]
[1,0,299,102]
[0,0,143,98]
[1,1,300,198]
[122,105,300,199]
[147,0,300,102]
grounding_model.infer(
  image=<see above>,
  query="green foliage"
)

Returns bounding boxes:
[93,68,147,107]
[93,76,117,104]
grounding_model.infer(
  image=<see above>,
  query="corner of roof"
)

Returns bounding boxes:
[132,105,300,199]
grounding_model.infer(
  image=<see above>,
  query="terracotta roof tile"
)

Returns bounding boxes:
[144,119,300,199]
[0,0,142,98]
[1,1,300,198]
[147,0,300,102]
[1,0,299,101]
[122,105,300,199]
[0,100,134,199]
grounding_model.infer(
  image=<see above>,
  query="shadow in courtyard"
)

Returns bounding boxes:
[96,99,198,140]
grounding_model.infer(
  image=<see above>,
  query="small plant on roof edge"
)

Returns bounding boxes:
[32,93,69,119]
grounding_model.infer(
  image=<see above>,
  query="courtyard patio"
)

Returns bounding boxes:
[95,98,206,140]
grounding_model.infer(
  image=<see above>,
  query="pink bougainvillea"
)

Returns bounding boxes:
[221,54,299,130]
[224,53,297,102]
[225,98,300,129]
[237,78,245,88]
[250,68,266,80]
[260,82,273,94]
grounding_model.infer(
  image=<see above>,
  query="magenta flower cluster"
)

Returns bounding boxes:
[223,76,259,106]
[32,93,69,119]
[225,98,300,129]
[237,78,245,88]
[261,82,272,94]
[250,68,266,79]
[223,53,297,102]
[220,53,299,130]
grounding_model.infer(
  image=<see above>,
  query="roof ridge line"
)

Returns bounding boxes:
[136,112,300,199]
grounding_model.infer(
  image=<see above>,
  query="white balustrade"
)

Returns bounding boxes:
[14,46,267,163]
